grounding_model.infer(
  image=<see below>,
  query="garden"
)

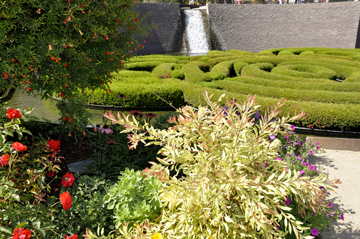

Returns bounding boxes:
[0,1,351,239]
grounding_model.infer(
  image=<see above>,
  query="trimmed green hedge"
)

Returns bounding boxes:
[152,63,176,79]
[181,62,210,83]
[80,48,360,131]
[206,60,236,81]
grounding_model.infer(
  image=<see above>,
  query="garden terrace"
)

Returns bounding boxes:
[75,48,360,131]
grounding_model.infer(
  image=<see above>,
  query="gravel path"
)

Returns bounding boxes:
[309,150,360,239]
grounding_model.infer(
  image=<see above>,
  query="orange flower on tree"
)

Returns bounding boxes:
[64,234,78,239]
[59,191,72,211]
[0,154,9,167]
[12,227,31,239]
[12,142,27,152]
[47,139,60,151]
[7,108,22,119]
[61,172,75,188]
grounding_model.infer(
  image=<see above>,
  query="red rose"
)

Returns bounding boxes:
[12,142,27,152]
[59,191,72,210]
[47,139,60,151]
[65,234,78,239]
[0,154,9,167]
[61,172,75,188]
[46,171,56,177]
[7,108,22,119]
[12,227,31,239]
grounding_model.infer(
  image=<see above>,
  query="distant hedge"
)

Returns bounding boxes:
[78,48,360,131]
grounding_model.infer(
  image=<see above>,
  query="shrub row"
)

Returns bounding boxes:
[229,76,360,93]
[166,78,360,131]
[213,80,360,105]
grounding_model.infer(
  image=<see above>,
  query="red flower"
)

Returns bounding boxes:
[11,59,14,62]
[106,51,111,55]
[12,142,27,152]
[47,139,60,151]
[134,18,138,23]
[7,108,22,119]
[65,234,78,239]
[12,227,31,239]
[146,113,157,118]
[59,191,72,210]
[0,154,9,167]
[60,91,64,98]
[116,19,120,23]
[68,118,73,122]
[63,116,67,120]
[64,64,67,67]
[130,110,142,116]
[105,36,109,40]
[140,45,144,48]
[47,171,56,177]
[61,172,75,188]
[26,87,31,92]
[51,56,55,60]
[3,72,8,79]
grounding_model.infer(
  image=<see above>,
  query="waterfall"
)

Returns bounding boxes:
[182,9,210,54]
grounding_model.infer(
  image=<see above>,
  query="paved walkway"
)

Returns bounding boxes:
[309,149,360,239]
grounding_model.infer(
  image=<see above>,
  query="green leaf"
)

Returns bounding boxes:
[0,226,11,234]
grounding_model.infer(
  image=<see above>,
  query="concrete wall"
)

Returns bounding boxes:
[208,2,360,52]
[135,3,182,55]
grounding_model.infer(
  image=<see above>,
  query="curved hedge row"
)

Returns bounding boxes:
[75,48,360,131]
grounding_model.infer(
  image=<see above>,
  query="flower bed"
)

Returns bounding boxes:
[0,92,344,238]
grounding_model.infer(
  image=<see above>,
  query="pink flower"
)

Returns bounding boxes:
[284,196,291,205]
[329,202,334,208]
[290,125,295,130]
[309,150,313,155]
[309,165,316,170]
[311,228,319,236]
[340,214,344,221]
[99,125,113,134]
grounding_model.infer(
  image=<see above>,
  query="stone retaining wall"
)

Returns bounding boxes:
[135,3,182,55]
[134,2,360,54]
[208,2,360,52]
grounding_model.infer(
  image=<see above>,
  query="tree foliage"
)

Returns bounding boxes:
[0,0,152,103]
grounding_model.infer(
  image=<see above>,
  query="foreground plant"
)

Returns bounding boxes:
[104,91,341,239]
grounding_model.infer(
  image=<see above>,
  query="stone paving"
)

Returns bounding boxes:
[309,149,360,239]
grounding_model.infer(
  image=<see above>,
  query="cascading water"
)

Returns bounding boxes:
[181,9,210,54]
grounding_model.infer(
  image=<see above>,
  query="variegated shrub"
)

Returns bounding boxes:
[104,91,340,239]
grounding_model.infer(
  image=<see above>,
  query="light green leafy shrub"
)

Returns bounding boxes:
[104,168,163,229]
[105,91,341,239]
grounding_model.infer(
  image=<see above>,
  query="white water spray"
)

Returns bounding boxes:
[182,9,210,54]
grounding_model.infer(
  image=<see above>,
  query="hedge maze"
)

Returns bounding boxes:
[80,48,360,131]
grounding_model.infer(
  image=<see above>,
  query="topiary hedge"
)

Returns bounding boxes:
[79,48,360,131]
